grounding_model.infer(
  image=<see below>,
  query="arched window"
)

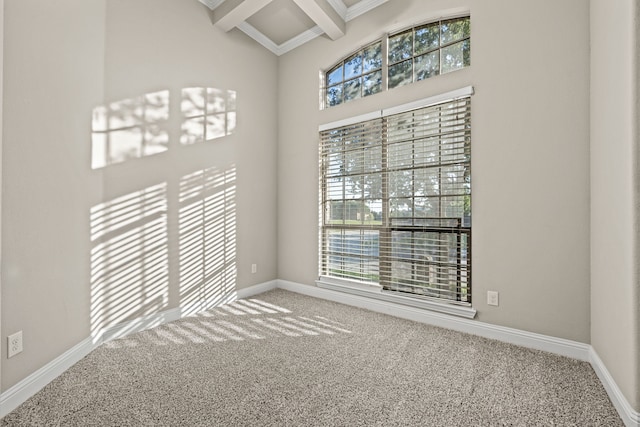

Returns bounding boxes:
[388,17,470,89]
[323,16,470,109]
[325,40,383,107]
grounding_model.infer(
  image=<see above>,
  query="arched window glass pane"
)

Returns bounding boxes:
[389,30,413,63]
[415,23,439,55]
[327,85,343,107]
[363,71,382,96]
[345,54,363,80]
[327,66,343,86]
[322,16,470,109]
[324,40,383,108]
[389,60,412,89]
[363,43,382,72]
[441,39,470,73]
[415,51,440,81]
[441,17,470,45]
[344,78,362,102]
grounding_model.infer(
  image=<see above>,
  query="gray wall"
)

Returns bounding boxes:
[1,0,278,391]
[2,0,638,414]
[278,0,591,343]
[2,0,107,392]
[590,0,639,410]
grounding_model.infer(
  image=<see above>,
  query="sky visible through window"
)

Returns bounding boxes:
[324,16,470,108]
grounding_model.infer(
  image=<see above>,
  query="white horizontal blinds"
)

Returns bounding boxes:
[320,119,384,283]
[320,95,471,304]
[383,97,471,303]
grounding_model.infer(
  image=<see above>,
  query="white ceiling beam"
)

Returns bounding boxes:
[236,21,280,55]
[198,0,224,10]
[292,0,345,40]
[212,0,274,32]
[326,0,347,20]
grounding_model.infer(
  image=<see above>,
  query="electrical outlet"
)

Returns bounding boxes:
[8,331,23,358]
[251,264,257,274]
[487,291,499,307]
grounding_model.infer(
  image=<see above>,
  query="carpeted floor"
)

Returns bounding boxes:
[1,289,623,426]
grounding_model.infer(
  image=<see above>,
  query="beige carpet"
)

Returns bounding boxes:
[1,289,623,426]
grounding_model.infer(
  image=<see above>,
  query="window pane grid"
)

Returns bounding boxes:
[323,17,469,108]
[385,229,469,302]
[323,17,469,107]
[325,41,383,107]
[320,97,471,305]
[321,228,380,283]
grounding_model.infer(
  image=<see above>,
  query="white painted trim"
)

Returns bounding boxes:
[0,280,278,419]
[2,279,636,424]
[236,22,280,55]
[277,26,325,56]
[203,0,390,56]
[293,0,345,41]
[279,280,640,421]
[316,276,477,319]
[102,308,182,343]
[0,337,95,418]
[277,279,589,361]
[200,0,390,56]
[319,86,473,131]
[590,348,640,427]
[236,22,326,56]
[213,0,274,33]
[327,0,347,21]
[382,86,474,116]
[319,110,381,131]
[237,280,278,298]
[345,0,388,22]
[198,0,223,10]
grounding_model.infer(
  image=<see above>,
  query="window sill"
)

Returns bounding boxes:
[316,276,477,319]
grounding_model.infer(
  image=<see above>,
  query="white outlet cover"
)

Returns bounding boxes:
[8,331,23,358]
[487,291,499,306]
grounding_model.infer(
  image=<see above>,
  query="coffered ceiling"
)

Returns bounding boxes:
[198,0,388,56]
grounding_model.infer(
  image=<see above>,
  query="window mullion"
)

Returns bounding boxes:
[382,33,389,91]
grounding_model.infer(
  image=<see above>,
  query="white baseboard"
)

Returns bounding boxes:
[238,280,278,299]
[277,279,640,425]
[102,308,183,343]
[0,280,278,419]
[0,336,95,418]
[2,279,637,425]
[244,279,640,426]
[590,348,640,427]
[277,279,590,361]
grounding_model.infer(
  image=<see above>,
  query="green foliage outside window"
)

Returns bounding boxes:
[324,16,470,108]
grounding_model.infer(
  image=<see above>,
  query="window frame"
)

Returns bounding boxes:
[322,15,470,109]
[387,16,471,89]
[317,87,476,319]
[325,40,384,108]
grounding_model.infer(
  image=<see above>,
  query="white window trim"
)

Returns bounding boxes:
[319,86,474,131]
[318,85,476,320]
[316,276,477,319]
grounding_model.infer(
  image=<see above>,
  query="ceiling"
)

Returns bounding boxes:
[198,0,388,56]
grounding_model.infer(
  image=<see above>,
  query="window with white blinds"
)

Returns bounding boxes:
[320,95,471,305]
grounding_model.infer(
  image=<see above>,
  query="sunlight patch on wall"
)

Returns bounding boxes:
[90,183,169,341]
[179,164,237,316]
[91,91,170,169]
[181,88,236,144]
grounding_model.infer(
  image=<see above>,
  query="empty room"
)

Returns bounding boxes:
[0,0,637,425]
